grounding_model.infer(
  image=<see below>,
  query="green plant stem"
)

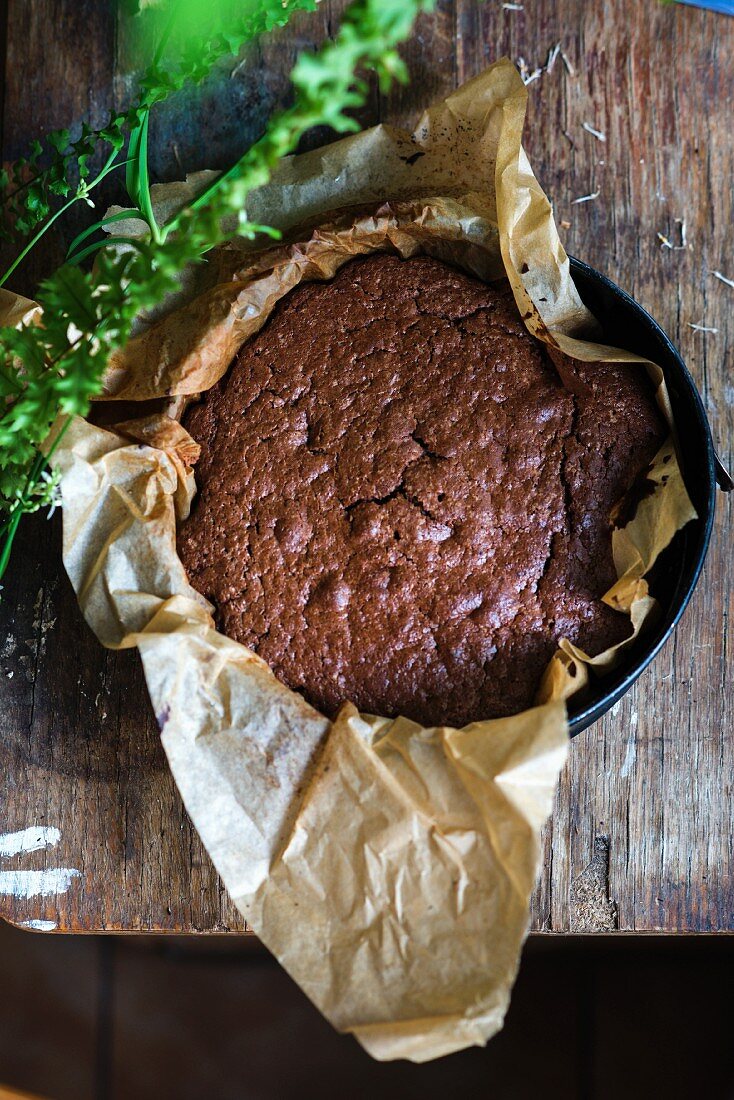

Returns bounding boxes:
[88,147,134,189]
[0,415,72,584]
[0,194,81,288]
[152,1,180,68]
[68,235,145,266]
[0,152,133,288]
[180,157,240,218]
[2,168,48,205]
[135,110,161,243]
[0,450,46,579]
[0,508,23,581]
[66,207,143,262]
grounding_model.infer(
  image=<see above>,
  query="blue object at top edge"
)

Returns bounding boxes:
[676,0,734,14]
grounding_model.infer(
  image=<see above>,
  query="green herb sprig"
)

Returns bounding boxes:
[0,0,320,279]
[0,0,435,587]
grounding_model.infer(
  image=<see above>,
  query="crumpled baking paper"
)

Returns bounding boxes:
[3,58,695,1061]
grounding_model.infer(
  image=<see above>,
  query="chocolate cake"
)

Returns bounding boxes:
[178,254,666,726]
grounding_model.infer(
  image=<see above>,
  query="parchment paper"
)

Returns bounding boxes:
[3,58,695,1061]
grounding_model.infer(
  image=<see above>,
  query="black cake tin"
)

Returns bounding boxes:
[566,256,728,737]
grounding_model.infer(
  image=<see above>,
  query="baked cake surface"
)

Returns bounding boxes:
[178,254,665,726]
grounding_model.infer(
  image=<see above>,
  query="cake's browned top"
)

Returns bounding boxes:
[178,254,665,726]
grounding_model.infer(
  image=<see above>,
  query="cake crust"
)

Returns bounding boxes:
[178,254,666,726]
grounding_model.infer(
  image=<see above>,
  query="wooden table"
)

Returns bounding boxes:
[0,0,731,935]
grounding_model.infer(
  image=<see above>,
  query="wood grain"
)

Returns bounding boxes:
[0,0,731,934]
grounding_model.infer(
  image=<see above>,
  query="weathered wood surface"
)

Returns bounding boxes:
[0,0,731,933]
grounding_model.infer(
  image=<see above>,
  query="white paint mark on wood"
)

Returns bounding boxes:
[0,825,61,857]
[545,42,562,73]
[676,218,687,247]
[571,190,601,205]
[620,737,637,778]
[517,56,544,85]
[582,122,607,142]
[20,919,58,932]
[560,48,575,76]
[0,868,81,899]
[620,711,638,778]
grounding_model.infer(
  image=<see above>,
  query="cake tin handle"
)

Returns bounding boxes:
[714,448,733,492]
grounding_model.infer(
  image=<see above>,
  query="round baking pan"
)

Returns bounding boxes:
[566,256,726,737]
